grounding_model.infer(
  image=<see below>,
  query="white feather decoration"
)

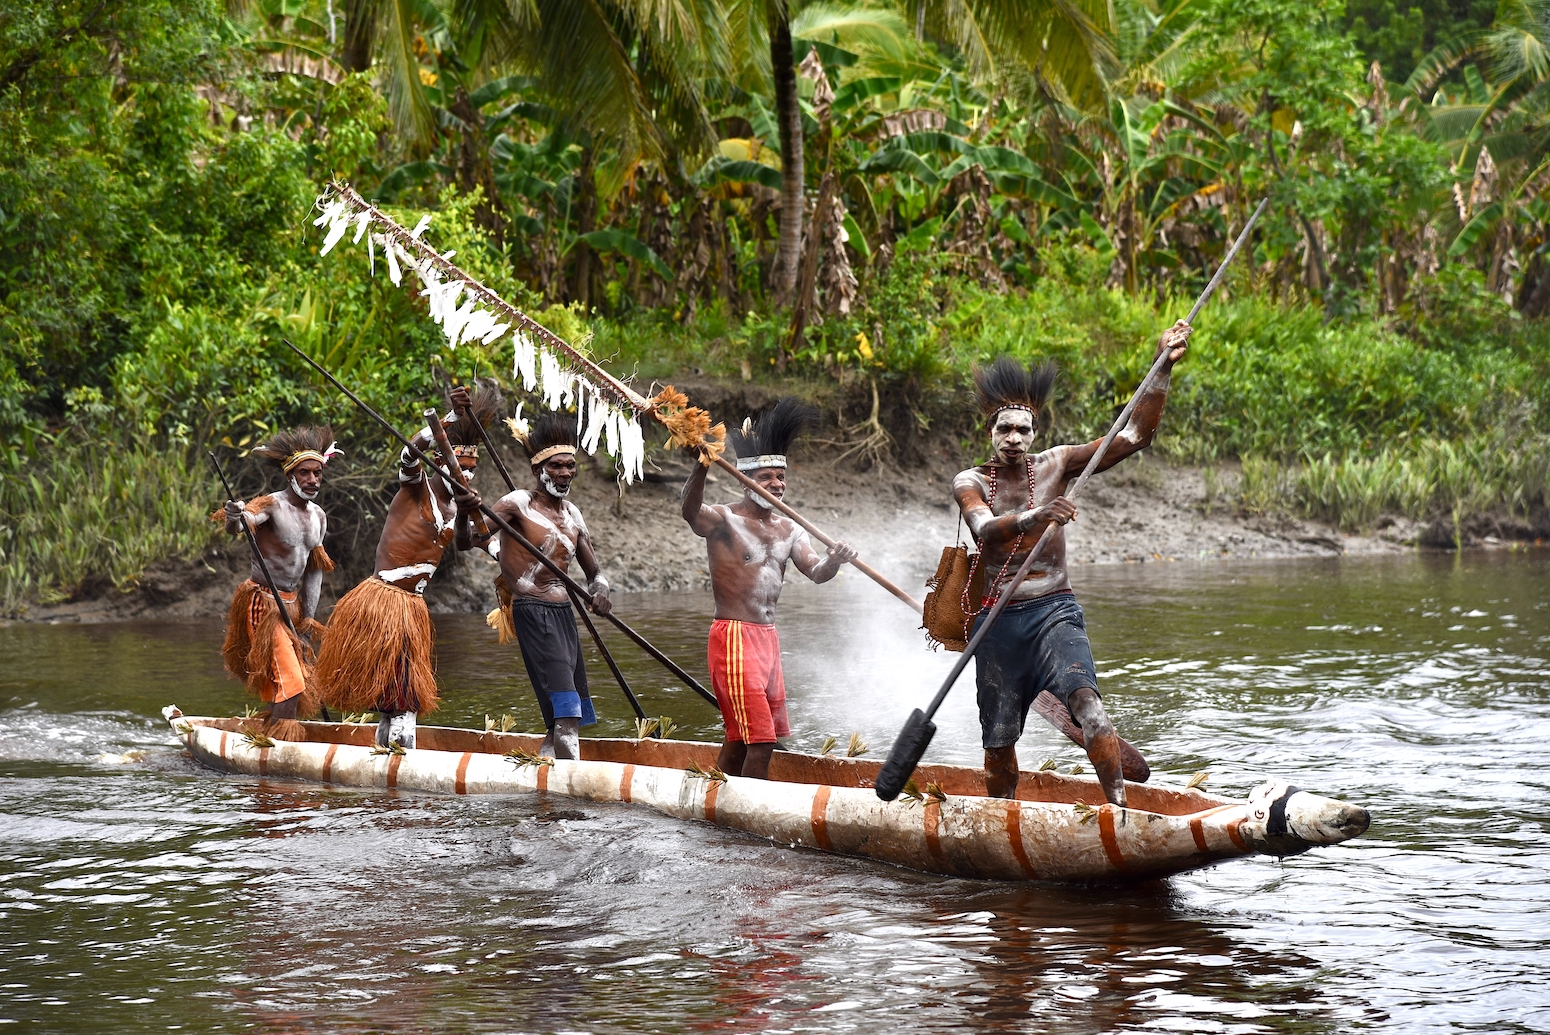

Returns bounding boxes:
[383,234,402,285]
[352,211,370,244]
[513,332,537,390]
[620,416,645,482]
[539,350,566,410]
[319,210,349,256]
[580,392,607,454]
[410,215,432,239]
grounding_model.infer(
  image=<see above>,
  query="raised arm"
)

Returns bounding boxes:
[1060,320,1191,479]
[223,497,271,535]
[680,461,725,537]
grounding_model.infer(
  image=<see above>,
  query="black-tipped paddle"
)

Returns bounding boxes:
[876,198,1269,802]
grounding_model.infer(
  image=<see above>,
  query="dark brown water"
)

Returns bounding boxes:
[1,552,1547,1033]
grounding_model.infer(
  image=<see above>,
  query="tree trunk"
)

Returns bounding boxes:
[571,146,597,309]
[340,0,377,73]
[448,87,504,245]
[769,10,804,312]
[789,171,837,351]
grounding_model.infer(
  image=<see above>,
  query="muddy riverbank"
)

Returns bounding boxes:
[22,435,1455,625]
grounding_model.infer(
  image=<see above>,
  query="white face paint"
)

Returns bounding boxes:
[539,470,570,499]
[746,488,775,510]
[290,476,319,501]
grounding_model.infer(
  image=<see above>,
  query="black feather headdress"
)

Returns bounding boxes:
[972,357,1058,430]
[445,384,505,448]
[728,397,818,471]
[252,425,341,473]
[512,410,578,466]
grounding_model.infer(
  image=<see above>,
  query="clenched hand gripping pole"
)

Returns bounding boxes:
[875,198,1270,801]
[282,339,719,708]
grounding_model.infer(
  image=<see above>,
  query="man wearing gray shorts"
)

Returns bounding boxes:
[952,321,1192,804]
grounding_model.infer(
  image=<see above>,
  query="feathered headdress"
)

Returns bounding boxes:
[972,357,1058,430]
[444,384,505,449]
[727,397,818,471]
[252,425,343,473]
[511,410,578,466]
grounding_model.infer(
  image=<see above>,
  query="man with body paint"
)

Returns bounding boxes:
[479,411,613,760]
[680,398,858,780]
[953,320,1192,806]
[217,425,338,738]
[314,386,499,749]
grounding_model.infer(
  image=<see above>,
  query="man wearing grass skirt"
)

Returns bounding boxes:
[314,386,500,749]
[216,425,339,739]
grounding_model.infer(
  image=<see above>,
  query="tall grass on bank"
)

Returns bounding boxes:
[1239,434,1550,535]
[0,428,220,612]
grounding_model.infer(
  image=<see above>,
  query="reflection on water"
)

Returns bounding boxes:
[1,551,1547,1033]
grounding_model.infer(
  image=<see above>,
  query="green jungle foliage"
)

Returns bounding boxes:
[3,0,1550,609]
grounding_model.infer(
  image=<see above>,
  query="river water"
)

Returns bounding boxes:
[1,551,1547,1033]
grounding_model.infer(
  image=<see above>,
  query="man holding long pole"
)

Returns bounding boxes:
[215,425,339,738]
[477,412,614,760]
[954,321,1192,807]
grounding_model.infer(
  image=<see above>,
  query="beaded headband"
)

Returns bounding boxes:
[736,454,787,471]
[281,443,342,473]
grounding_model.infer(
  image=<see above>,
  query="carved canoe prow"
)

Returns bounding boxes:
[163,706,1369,884]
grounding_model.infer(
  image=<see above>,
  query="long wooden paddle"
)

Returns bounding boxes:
[206,451,331,722]
[443,389,653,727]
[283,339,719,708]
[876,198,1270,801]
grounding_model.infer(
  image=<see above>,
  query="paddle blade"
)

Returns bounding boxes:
[876,708,936,801]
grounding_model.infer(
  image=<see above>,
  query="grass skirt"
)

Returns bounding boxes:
[314,576,438,714]
[221,580,317,715]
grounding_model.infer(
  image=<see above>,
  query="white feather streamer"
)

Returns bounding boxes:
[314,190,656,482]
[513,332,536,390]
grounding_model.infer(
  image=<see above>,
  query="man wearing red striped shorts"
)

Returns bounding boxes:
[681,399,856,779]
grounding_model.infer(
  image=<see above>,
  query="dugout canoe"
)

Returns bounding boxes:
[163,706,1369,883]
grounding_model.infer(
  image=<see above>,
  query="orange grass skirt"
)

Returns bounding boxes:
[221,580,317,713]
[314,576,438,715]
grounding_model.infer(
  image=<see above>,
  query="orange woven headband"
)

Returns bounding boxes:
[281,450,329,473]
[530,444,576,466]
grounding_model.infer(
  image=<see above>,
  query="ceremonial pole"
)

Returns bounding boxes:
[875,198,1271,801]
[323,183,922,614]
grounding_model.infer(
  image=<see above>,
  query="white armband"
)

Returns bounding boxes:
[588,575,610,596]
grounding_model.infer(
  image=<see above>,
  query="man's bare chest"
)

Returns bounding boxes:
[716,510,794,565]
[983,463,1063,517]
[266,501,322,548]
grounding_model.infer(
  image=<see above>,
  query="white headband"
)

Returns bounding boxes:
[736,454,787,471]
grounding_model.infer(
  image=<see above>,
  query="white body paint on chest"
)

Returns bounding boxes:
[500,489,585,594]
[722,508,803,599]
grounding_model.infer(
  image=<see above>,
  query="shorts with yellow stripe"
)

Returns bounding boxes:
[707,619,789,744]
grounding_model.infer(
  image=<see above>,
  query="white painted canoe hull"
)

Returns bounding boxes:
[164,709,1369,883]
